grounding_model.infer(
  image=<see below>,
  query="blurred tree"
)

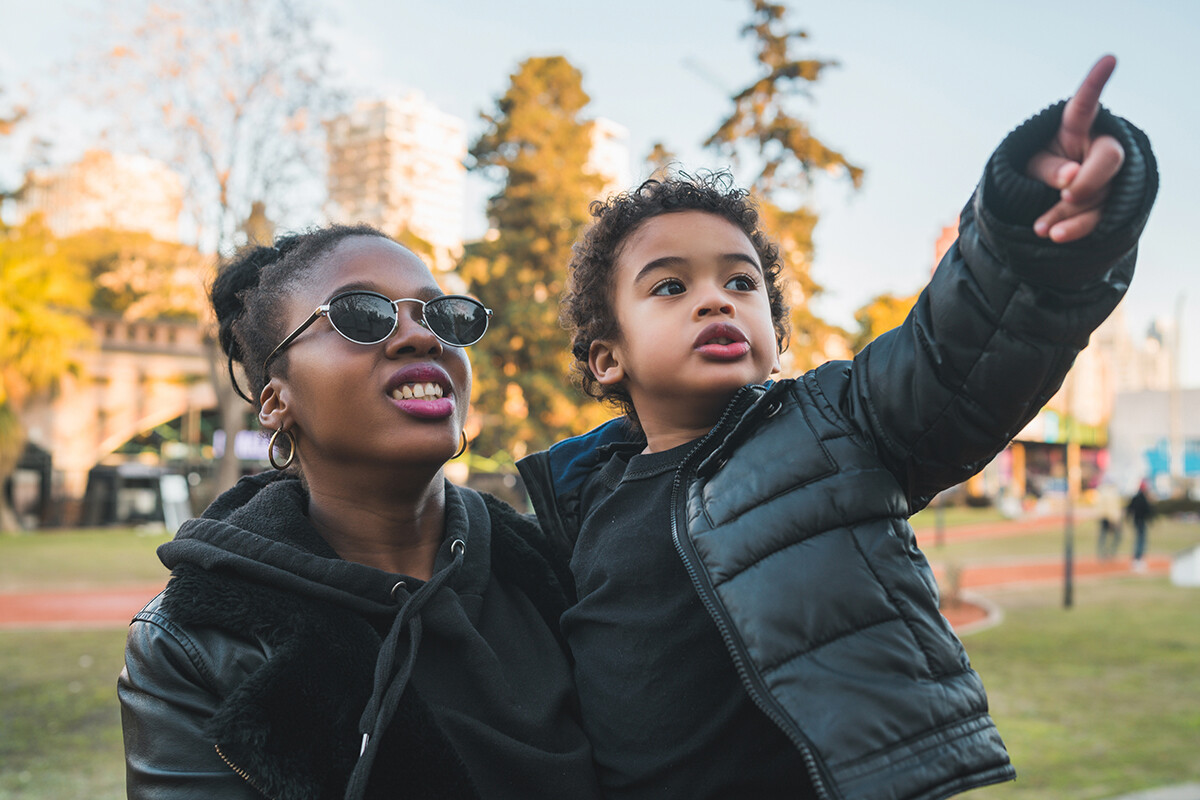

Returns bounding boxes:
[462,56,613,461]
[90,0,343,490]
[644,141,679,182]
[0,216,94,530]
[58,228,212,322]
[394,226,438,275]
[705,0,864,372]
[0,84,29,207]
[95,0,341,253]
[851,291,920,353]
[239,201,277,250]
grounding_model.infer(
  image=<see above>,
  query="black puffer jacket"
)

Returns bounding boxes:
[518,102,1157,800]
[119,472,600,800]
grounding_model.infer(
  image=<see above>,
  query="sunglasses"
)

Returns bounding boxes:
[263,290,492,374]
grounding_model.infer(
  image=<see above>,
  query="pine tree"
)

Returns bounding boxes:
[706,0,863,371]
[462,56,613,461]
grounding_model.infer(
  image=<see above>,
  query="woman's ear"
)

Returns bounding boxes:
[258,379,291,430]
[588,340,625,386]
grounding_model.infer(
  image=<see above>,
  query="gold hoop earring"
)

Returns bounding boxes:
[268,428,296,470]
[452,431,468,460]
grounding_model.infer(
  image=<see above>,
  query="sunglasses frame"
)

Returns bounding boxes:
[262,290,492,375]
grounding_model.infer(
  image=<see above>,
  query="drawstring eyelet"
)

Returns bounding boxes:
[390,581,407,601]
[450,538,465,557]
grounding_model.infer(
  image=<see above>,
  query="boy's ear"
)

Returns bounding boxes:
[258,378,292,431]
[588,340,625,387]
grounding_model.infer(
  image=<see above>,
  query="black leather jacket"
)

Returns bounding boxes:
[518,103,1157,800]
[119,473,598,800]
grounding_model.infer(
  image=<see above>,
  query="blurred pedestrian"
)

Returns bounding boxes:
[1096,481,1123,559]
[1126,479,1155,571]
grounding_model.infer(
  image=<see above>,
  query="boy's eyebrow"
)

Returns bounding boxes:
[634,252,763,283]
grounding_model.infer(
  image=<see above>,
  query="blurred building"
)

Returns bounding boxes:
[587,117,633,200]
[927,221,1180,504]
[1109,388,1200,495]
[324,94,467,271]
[15,149,183,241]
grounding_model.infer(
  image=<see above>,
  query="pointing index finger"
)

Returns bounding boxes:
[1059,55,1117,156]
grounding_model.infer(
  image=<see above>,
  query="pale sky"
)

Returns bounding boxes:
[3,0,1197,381]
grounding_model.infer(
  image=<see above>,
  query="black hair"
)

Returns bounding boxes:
[560,171,790,429]
[211,223,390,410]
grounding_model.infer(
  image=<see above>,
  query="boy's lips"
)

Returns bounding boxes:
[694,323,751,359]
[385,363,455,419]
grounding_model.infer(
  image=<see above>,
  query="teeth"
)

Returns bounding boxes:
[391,382,444,401]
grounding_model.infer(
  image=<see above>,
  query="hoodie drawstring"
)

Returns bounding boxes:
[343,538,466,800]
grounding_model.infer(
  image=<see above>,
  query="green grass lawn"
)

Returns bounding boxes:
[964,577,1200,799]
[1,520,1198,798]
[0,628,129,800]
[0,527,170,591]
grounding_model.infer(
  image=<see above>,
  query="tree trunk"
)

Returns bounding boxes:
[0,495,22,533]
[216,381,247,491]
[206,338,249,493]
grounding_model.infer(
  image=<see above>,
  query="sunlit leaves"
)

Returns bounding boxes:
[851,292,920,354]
[463,56,613,460]
[706,0,864,372]
[0,217,94,409]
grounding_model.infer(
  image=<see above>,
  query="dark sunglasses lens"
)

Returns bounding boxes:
[425,297,488,345]
[328,293,396,344]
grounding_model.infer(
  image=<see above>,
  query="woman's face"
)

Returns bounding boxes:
[267,235,472,474]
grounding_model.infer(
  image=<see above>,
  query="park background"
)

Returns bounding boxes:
[1,1,1198,798]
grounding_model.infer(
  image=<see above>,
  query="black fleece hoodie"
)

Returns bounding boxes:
[119,470,601,800]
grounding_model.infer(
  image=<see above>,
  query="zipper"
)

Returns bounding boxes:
[670,385,838,800]
[215,743,277,799]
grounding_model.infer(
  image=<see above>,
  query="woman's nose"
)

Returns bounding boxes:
[384,307,442,357]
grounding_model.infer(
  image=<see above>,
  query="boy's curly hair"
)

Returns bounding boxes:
[561,171,790,428]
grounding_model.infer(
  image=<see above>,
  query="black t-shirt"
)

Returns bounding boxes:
[561,441,816,799]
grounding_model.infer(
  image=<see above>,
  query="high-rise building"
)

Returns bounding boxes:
[324,94,467,271]
[16,150,183,242]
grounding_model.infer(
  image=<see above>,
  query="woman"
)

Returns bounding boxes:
[118,225,600,799]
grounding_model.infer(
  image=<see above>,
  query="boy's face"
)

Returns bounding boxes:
[589,210,781,443]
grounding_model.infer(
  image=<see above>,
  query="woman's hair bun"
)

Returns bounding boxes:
[211,245,281,359]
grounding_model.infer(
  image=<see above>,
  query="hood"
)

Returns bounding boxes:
[158,470,490,619]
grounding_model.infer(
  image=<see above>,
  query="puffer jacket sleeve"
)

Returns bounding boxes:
[818,101,1157,511]
[119,594,264,799]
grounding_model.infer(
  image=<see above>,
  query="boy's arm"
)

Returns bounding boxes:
[820,56,1157,512]
[1026,56,1124,245]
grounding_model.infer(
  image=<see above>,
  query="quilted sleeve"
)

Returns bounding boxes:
[823,103,1158,511]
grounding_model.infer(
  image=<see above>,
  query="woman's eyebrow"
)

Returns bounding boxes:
[328,281,442,300]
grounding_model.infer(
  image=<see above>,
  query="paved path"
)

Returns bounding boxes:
[1105,784,1200,800]
[0,513,1176,631]
[0,582,165,629]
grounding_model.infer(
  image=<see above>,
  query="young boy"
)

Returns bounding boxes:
[518,57,1157,799]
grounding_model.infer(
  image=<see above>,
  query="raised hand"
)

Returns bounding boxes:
[1025,55,1126,243]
